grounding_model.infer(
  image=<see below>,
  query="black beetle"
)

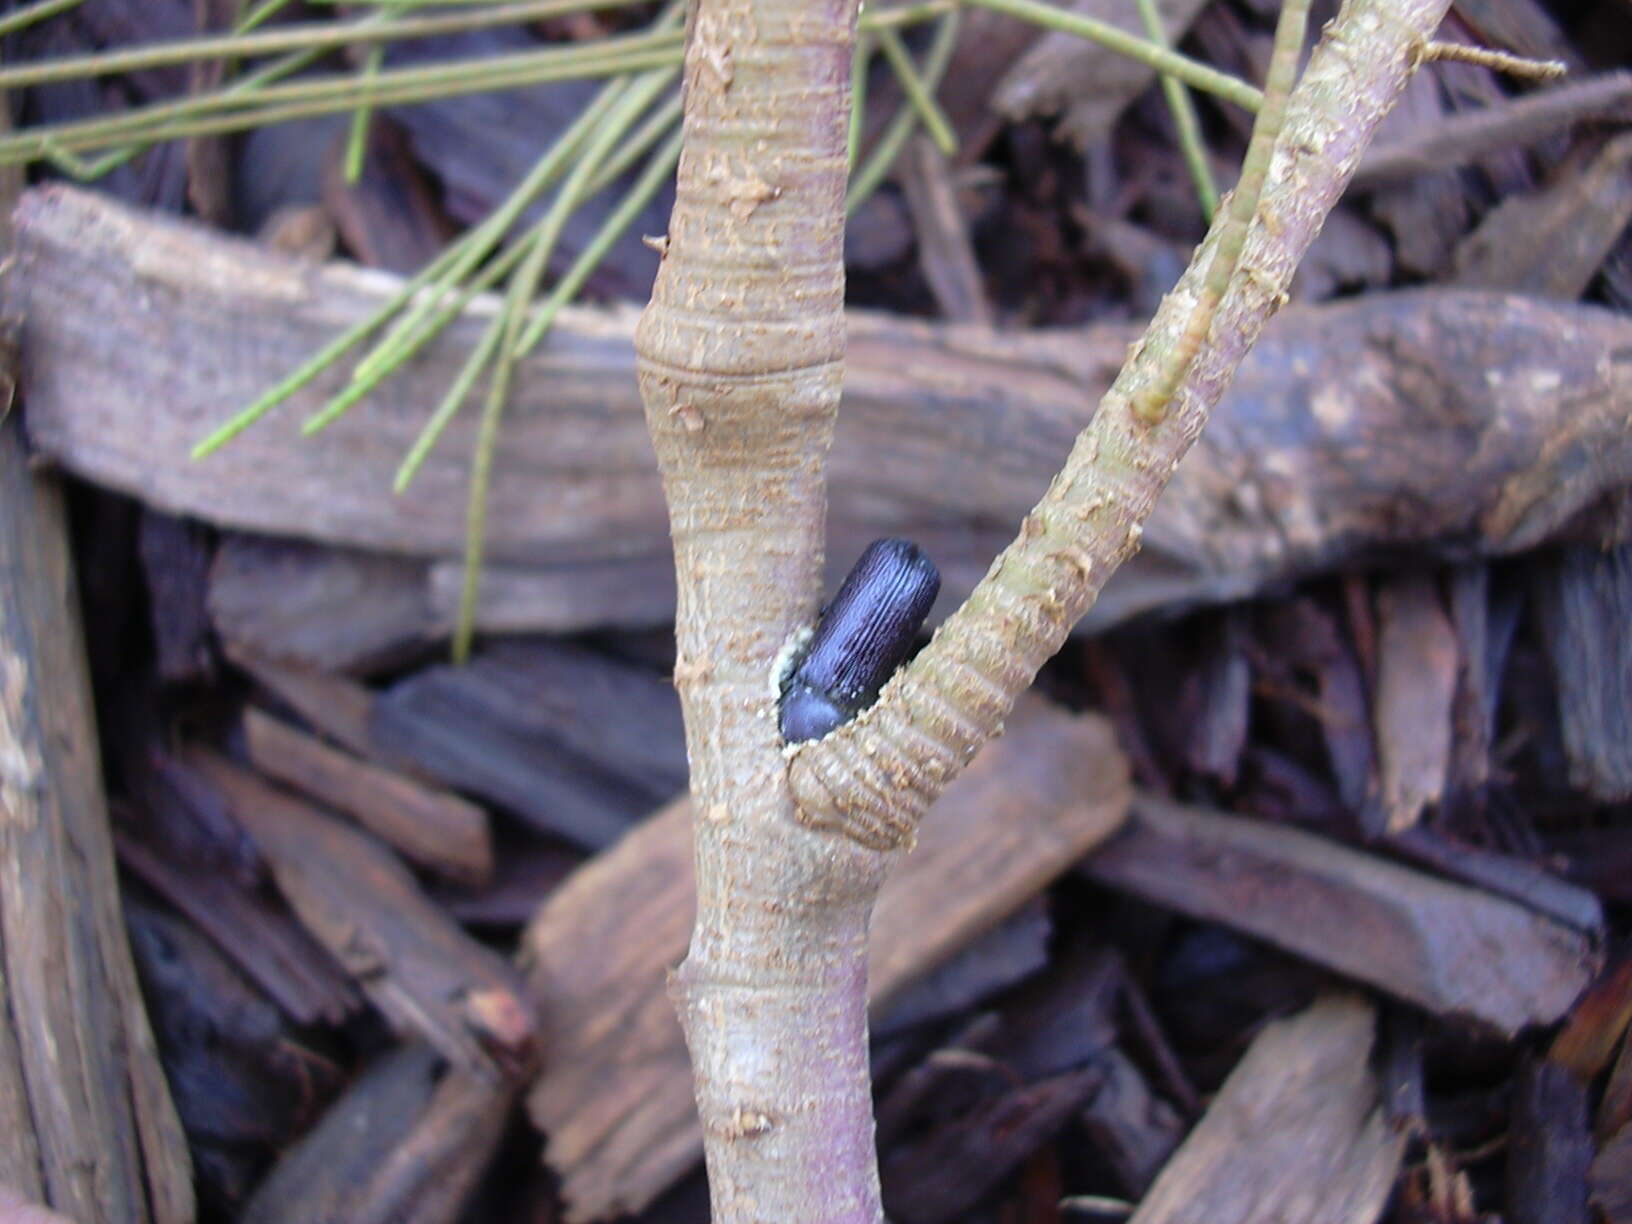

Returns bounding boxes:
[779,538,940,744]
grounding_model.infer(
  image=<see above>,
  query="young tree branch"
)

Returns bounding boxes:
[789,0,1455,849]
[632,0,882,1216]
[635,0,1452,1216]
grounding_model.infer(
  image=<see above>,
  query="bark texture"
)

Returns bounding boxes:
[630,0,879,1215]
[0,416,195,1223]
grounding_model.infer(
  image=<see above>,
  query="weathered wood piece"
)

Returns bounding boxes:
[210,534,436,675]
[431,832,583,928]
[1128,995,1406,1224]
[1550,828,1632,906]
[1184,612,1250,786]
[228,648,378,759]
[0,415,195,1223]
[372,640,686,848]
[428,555,679,636]
[1082,796,1600,1035]
[124,898,333,1212]
[881,1067,1101,1224]
[241,1045,435,1224]
[241,1044,514,1224]
[1452,133,1632,300]
[1451,0,1579,67]
[138,509,215,684]
[189,750,536,1077]
[243,706,492,885]
[1447,563,1495,791]
[1552,954,1632,1081]
[1366,72,1469,278]
[0,1188,75,1224]
[1373,574,1457,834]
[1534,543,1632,800]
[13,189,1632,637]
[1592,1122,1632,1224]
[1261,600,1379,827]
[1599,1012,1632,1141]
[1353,72,1632,187]
[115,830,360,1026]
[321,118,452,277]
[522,698,1130,1221]
[383,26,667,300]
[898,135,992,326]
[874,898,1050,1038]
[1507,1058,1592,1224]
[1080,1048,1185,1198]
[1387,826,1603,935]
[878,940,1163,1218]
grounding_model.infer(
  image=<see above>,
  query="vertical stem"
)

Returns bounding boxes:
[633,0,888,1216]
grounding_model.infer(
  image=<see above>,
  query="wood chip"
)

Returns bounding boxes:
[242,1045,514,1224]
[1591,1122,1632,1224]
[210,534,436,675]
[898,135,993,326]
[1508,1057,1592,1224]
[189,751,535,1078]
[115,831,360,1027]
[882,1067,1101,1224]
[1374,574,1458,834]
[1534,543,1632,800]
[1452,132,1632,299]
[1082,795,1601,1035]
[243,707,492,886]
[371,640,686,848]
[992,0,1212,147]
[1551,954,1632,1080]
[137,509,214,684]
[1354,71,1632,187]
[1128,995,1405,1224]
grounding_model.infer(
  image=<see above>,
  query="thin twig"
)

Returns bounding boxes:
[1419,40,1565,80]
[1130,0,1308,423]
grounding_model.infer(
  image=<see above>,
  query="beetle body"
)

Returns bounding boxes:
[780,538,940,743]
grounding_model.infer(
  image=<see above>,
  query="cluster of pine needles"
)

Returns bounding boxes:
[0,0,1264,656]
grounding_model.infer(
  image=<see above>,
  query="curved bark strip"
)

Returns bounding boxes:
[12,192,1632,636]
[630,0,884,1216]
[788,0,1458,849]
